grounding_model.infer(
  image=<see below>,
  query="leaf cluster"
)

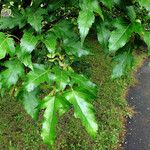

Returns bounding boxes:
[0,0,149,146]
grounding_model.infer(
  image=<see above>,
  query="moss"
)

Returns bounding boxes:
[0,38,147,150]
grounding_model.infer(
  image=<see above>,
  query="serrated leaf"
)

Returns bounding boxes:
[100,0,113,10]
[143,31,150,54]
[69,72,97,98]
[41,95,57,146]
[63,41,90,57]
[0,13,25,29]
[65,88,98,137]
[22,89,40,120]
[27,8,46,32]
[56,94,71,116]
[43,33,57,53]
[52,67,70,91]
[0,59,24,88]
[24,64,50,92]
[78,10,95,44]
[78,0,103,44]
[16,46,33,70]
[126,6,136,22]
[97,21,110,52]
[52,21,76,39]
[0,32,15,59]
[91,0,104,19]
[41,94,70,145]
[20,31,38,53]
[112,51,134,79]
[109,22,133,52]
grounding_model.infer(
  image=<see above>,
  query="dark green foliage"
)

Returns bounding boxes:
[0,0,149,147]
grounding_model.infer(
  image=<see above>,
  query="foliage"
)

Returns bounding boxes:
[0,39,146,150]
[0,0,149,147]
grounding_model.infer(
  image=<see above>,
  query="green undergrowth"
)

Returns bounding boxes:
[0,38,147,150]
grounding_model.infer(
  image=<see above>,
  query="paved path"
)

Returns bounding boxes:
[124,58,150,150]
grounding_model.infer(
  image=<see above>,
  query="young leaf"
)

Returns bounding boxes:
[65,88,98,137]
[109,22,133,52]
[0,59,24,88]
[20,31,38,53]
[0,32,15,59]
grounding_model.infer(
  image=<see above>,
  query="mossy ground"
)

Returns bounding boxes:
[0,38,147,150]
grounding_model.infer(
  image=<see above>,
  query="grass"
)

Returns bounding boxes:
[0,38,147,150]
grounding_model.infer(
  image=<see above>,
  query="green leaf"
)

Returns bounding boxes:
[41,94,70,145]
[0,32,15,59]
[41,95,58,146]
[0,59,24,88]
[52,21,77,39]
[22,89,40,120]
[48,0,66,12]
[78,9,95,44]
[24,64,50,92]
[65,88,98,137]
[63,41,90,57]
[0,13,26,29]
[56,95,71,116]
[100,0,113,10]
[138,0,150,11]
[91,0,104,19]
[131,21,143,36]
[52,67,70,91]
[109,22,133,52]
[143,31,150,54]
[16,46,33,70]
[112,50,134,79]
[27,8,47,32]
[20,31,38,53]
[78,0,104,44]
[113,0,121,5]
[43,33,57,53]
[69,72,97,98]
[126,6,136,22]
[97,21,110,52]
